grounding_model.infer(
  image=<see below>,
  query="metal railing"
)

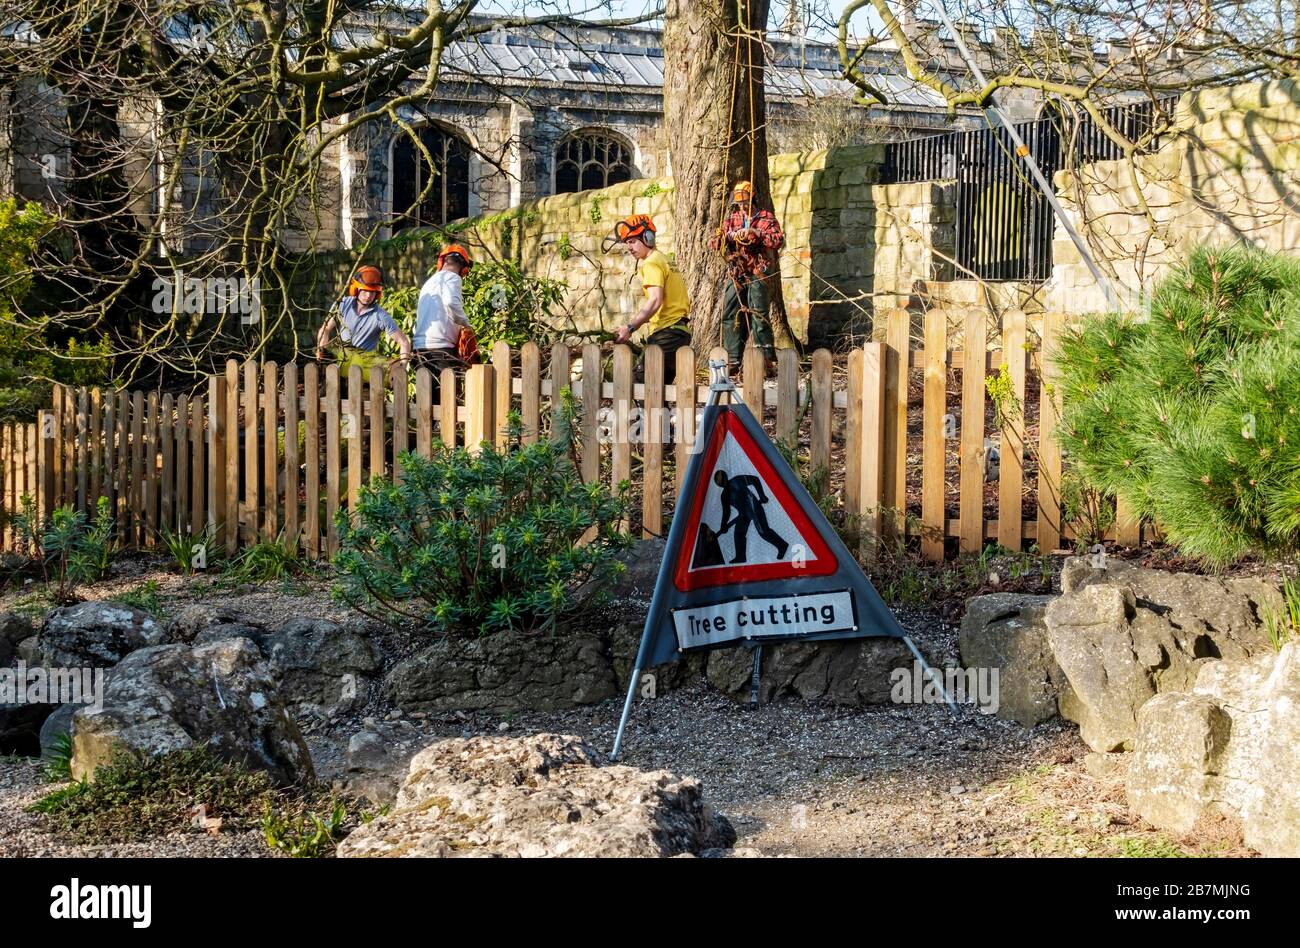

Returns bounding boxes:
[880,96,1177,281]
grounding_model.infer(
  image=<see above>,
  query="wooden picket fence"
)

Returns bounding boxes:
[0,308,1146,564]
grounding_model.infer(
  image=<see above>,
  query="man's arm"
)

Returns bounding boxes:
[754,211,784,250]
[316,316,336,357]
[718,492,733,534]
[388,328,412,362]
[444,276,472,328]
[614,285,663,344]
[737,474,768,503]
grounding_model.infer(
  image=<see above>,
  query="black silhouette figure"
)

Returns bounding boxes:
[710,468,788,564]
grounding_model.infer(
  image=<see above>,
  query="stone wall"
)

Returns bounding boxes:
[287,144,886,349]
[870,180,956,312]
[1049,78,1300,314]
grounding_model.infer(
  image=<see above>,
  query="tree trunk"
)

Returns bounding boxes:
[662,0,793,360]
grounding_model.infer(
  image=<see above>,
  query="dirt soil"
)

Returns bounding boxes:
[0,556,1258,858]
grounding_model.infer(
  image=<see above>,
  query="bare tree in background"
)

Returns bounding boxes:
[0,1,660,386]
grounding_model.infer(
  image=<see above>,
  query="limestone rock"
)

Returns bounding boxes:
[385,630,617,714]
[1126,642,1300,857]
[1045,558,1273,751]
[959,593,1068,726]
[37,602,167,668]
[336,733,735,857]
[705,637,916,705]
[69,637,313,785]
[609,620,705,695]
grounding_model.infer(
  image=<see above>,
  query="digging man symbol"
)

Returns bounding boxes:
[693,469,790,568]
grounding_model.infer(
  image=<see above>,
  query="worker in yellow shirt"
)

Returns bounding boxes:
[610,215,691,387]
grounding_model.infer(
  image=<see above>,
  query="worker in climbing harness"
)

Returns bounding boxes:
[316,265,412,372]
[714,468,788,564]
[609,214,691,387]
[711,179,784,372]
[413,243,477,382]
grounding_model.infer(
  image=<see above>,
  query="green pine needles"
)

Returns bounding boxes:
[331,399,632,634]
[1056,244,1300,565]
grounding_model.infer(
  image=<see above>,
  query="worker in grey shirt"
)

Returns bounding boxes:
[316,265,412,372]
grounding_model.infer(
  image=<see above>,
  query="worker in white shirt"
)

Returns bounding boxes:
[413,244,476,385]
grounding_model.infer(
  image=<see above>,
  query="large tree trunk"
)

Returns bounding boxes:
[662,0,793,359]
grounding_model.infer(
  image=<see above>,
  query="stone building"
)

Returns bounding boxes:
[1,16,984,255]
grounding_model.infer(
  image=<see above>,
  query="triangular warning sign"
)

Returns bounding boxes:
[674,409,837,590]
[612,377,950,759]
[633,398,906,671]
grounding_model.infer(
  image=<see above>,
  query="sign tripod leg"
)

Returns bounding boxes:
[611,665,641,762]
[748,644,762,707]
[902,634,959,711]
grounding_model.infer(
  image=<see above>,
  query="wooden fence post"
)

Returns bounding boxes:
[304,363,320,558]
[580,342,601,484]
[1037,311,1064,553]
[225,361,240,554]
[959,308,987,554]
[283,363,299,545]
[845,348,863,515]
[922,309,947,562]
[464,363,495,454]
[998,310,1027,553]
[612,345,632,530]
[673,346,695,496]
[210,375,226,549]
[493,341,512,448]
[884,309,909,541]
[521,342,540,445]
[643,345,664,538]
[859,342,887,541]
[325,364,341,555]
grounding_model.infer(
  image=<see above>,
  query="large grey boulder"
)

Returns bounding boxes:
[0,611,33,666]
[1044,557,1275,751]
[960,594,1070,726]
[705,636,916,705]
[336,733,736,858]
[69,637,314,785]
[174,608,379,717]
[166,603,263,645]
[252,618,380,717]
[385,629,617,714]
[37,601,166,668]
[1126,642,1300,857]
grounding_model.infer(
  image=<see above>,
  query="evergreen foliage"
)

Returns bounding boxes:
[332,396,631,634]
[1056,244,1300,565]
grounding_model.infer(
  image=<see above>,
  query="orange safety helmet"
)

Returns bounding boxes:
[602,214,657,252]
[732,180,754,203]
[436,243,474,273]
[347,265,384,299]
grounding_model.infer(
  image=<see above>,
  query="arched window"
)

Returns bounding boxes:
[391,123,471,229]
[554,130,635,194]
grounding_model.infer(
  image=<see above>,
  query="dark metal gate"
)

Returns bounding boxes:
[880,97,1174,282]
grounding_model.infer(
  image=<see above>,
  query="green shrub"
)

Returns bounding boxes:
[1056,244,1300,565]
[332,400,631,634]
[14,496,117,601]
